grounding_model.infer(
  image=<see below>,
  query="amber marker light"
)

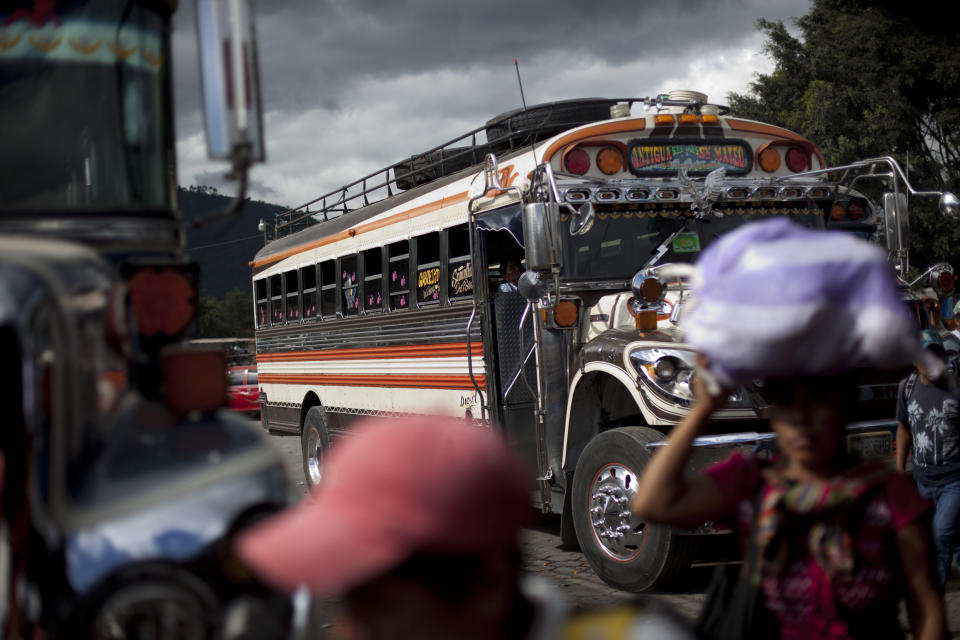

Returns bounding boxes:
[596,147,623,175]
[639,277,663,302]
[637,309,657,331]
[161,346,227,415]
[678,113,697,124]
[758,147,781,173]
[654,114,675,125]
[830,202,847,221]
[700,114,719,124]
[553,300,579,327]
[127,268,196,337]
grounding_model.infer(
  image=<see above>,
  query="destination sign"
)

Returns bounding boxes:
[627,139,752,176]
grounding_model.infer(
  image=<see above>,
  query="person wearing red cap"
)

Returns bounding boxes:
[234,416,695,639]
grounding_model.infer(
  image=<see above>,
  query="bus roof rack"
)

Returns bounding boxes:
[267,98,653,242]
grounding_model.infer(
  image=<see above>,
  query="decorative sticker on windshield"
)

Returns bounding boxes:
[450,262,473,298]
[627,139,752,176]
[417,267,440,303]
[672,232,701,254]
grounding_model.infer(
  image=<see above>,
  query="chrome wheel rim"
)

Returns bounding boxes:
[306,426,323,486]
[588,463,646,560]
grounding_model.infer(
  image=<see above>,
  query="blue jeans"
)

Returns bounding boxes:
[915,476,960,591]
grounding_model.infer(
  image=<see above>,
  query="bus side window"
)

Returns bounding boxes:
[341,254,359,316]
[255,278,268,327]
[269,274,283,325]
[284,270,300,322]
[363,247,383,313]
[415,232,440,307]
[388,240,410,311]
[448,223,472,302]
[320,260,336,319]
[301,265,318,320]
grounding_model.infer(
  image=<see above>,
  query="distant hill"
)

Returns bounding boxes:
[178,186,288,298]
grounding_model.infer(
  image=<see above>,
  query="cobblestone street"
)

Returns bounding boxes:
[265,425,960,636]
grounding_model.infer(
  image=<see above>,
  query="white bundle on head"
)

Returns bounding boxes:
[682,218,937,388]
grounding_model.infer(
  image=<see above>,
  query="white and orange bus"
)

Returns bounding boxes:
[251,90,956,591]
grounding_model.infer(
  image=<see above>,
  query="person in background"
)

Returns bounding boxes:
[234,416,695,640]
[632,365,945,640]
[897,329,960,592]
[943,300,960,356]
[498,257,523,293]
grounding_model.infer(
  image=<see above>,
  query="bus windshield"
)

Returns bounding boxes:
[0,0,172,212]
[561,207,825,281]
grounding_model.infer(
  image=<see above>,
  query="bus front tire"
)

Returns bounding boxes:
[571,426,695,592]
[301,406,331,490]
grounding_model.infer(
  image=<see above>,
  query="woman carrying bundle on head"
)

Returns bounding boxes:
[631,219,946,640]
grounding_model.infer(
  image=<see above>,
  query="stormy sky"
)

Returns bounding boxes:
[172,0,811,210]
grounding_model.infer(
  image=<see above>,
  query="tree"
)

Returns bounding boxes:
[728,0,960,271]
[196,288,255,339]
[223,288,255,338]
[197,295,229,338]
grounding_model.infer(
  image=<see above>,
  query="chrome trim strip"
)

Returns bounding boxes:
[645,432,776,448]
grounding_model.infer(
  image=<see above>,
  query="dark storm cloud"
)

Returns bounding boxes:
[173,0,810,204]
[247,0,801,112]
[174,0,803,120]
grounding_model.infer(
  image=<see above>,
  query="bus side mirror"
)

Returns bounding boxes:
[196,0,265,166]
[569,202,595,236]
[883,192,909,276]
[522,202,561,272]
[518,271,548,301]
[940,192,960,222]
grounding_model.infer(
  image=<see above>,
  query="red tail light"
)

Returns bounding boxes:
[564,148,591,175]
[847,202,866,220]
[785,147,808,172]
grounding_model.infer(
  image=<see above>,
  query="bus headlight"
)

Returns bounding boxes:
[629,348,751,409]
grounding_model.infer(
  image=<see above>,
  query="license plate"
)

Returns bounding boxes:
[847,431,892,459]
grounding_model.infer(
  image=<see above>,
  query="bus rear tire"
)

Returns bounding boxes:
[301,406,331,490]
[571,426,696,592]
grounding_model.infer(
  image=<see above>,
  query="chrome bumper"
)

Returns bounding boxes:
[644,419,898,449]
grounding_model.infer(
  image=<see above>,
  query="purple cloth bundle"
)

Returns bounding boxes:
[683,218,935,387]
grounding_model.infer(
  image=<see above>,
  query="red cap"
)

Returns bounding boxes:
[235,416,534,595]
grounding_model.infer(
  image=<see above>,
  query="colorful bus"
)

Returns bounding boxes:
[252,90,957,591]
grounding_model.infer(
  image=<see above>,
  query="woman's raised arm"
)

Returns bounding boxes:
[631,370,732,528]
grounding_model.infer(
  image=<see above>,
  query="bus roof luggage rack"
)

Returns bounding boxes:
[269,97,641,242]
[393,143,496,190]
[484,98,623,152]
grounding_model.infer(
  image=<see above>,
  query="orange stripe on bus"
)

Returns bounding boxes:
[725,119,811,143]
[258,373,486,391]
[257,341,484,362]
[541,119,647,163]
[253,191,471,269]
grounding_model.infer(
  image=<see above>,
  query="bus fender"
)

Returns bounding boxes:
[560,362,656,473]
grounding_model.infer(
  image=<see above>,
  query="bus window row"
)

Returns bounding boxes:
[255,225,474,328]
